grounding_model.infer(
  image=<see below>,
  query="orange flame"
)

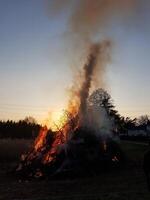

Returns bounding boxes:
[34,126,48,151]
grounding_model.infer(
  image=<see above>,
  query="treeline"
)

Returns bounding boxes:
[0,88,150,140]
[0,118,41,139]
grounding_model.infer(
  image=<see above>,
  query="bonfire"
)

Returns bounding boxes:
[16,43,125,179]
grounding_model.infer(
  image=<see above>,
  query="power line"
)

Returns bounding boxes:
[0,103,49,109]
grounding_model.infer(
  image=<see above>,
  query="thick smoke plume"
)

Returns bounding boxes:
[46,0,137,130]
[47,0,136,88]
[66,40,111,130]
[79,44,100,123]
[78,41,111,126]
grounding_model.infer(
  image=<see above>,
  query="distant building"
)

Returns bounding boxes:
[127,123,150,138]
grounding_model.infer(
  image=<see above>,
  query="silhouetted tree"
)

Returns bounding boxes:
[137,115,150,126]
[88,88,114,113]
[88,88,123,132]
[0,117,41,139]
[24,116,37,125]
[123,117,137,131]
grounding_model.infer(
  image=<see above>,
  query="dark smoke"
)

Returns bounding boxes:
[45,0,137,126]
[79,44,100,125]
[46,0,137,92]
[78,41,111,126]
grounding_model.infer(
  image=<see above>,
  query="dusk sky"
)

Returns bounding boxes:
[0,0,150,123]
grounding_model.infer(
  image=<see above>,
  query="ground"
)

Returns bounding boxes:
[0,140,150,200]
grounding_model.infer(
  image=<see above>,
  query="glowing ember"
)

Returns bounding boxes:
[103,141,107,152]
[112,156,119,162]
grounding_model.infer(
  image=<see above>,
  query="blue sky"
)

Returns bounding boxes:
[0,0,150,122]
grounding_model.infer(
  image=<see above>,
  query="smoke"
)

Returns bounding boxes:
[47,0,136,85]
[89,105,114,138]
[78,41,111,125]
[48,0,136,42]
[79,44,100,123]
[45,0,137,130]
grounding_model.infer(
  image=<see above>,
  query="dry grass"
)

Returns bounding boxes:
[0,140,150,200]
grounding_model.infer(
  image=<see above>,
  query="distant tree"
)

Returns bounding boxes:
[0,118,41,139]
[137,115,150,126]
[124,117,137,130]
[23,116,37,124]
[88,88,114,113]
[88,88,124,132]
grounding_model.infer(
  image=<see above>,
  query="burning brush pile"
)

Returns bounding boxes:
[15,0,137,179]
[16,44,125,180]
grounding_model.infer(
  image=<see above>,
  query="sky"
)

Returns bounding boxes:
[0,0,150,123]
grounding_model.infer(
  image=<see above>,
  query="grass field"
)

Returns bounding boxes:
[121,140,148,161]
[0,139,150,200]
[0,138,33,162]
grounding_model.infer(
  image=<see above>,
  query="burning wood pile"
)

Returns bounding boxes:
[16,44,125,180]
[16,126,124,180]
